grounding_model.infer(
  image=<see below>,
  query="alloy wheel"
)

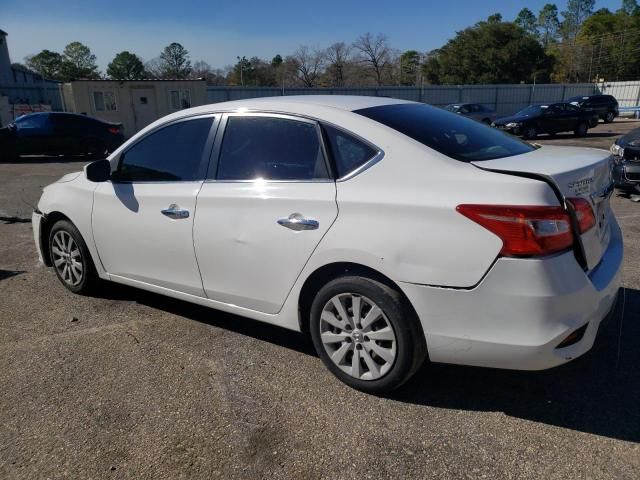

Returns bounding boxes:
[319,293,397,381]
[51,230,84,287]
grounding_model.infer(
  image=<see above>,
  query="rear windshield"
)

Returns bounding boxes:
[355,103,535,162]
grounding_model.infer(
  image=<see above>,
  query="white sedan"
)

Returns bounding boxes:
[32,96,622,392]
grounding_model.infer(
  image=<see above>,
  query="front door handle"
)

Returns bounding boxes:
[277,213,319,231]
[161,204,190,219]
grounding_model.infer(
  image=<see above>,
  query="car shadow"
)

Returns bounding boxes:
[393,287,640,443]
[0,215,31,224]
[0,269,25,281]
[542,131,621,140]
[93,282,316,357]
[94,282,639,442]
[0,155,91,164]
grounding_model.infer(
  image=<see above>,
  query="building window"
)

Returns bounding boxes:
[93,91,117,112]
[169,89,191,110]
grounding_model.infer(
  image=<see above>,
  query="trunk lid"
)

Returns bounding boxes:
[472,145,614,271]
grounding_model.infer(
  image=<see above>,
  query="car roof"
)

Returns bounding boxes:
[17,111,94,120]
[178,95,415,116]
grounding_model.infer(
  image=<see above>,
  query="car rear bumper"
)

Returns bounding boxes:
[399,218,623,371]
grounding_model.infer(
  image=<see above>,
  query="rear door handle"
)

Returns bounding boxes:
[161,204,190,219]
[277,213,319,231]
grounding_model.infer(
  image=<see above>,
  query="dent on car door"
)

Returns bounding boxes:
[92,115,218,296]
[193,113,338,314]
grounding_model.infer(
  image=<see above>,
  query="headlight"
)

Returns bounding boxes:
[506,122,520,128]
[610,144,624,157]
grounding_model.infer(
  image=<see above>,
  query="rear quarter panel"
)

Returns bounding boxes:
[308,132,560,288]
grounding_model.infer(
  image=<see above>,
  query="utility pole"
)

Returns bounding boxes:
[236,56,244,86]
[588,43,594,83]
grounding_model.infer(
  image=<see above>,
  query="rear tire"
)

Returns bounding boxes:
[309,275,426,393]
[604,111,616,123]
[522,126,537,140]
[48,220,98,294]
[574,122,588,137]
[0,145,17,162]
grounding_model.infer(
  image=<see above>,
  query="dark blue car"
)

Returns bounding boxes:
[0,112,124,161]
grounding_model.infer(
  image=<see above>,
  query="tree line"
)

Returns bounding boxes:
[20,0,640,86]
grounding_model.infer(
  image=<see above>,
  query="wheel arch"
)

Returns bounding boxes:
[297,261,423,337]
[40,211,74,266]
[40,211,100,273]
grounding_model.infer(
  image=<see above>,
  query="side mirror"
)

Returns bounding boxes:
[85,159,111,182]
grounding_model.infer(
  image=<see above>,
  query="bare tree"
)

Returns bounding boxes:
[190,60,212,79]
[286,46,325,87]
[325,42,352,87]
[143,57,164,79]
[352,33,392,86]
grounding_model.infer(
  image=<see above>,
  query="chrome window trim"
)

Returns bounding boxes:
[117,107,386,183]
[335,150,385,182]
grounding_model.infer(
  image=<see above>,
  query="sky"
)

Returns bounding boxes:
[1,0,624,71]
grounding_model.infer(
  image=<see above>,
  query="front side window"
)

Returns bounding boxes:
[115,117,213,182]
[355,103,535,162]
[216,116,329,181]
[169,89,191,110]
[323,124,377,178]
[93,91,117,112]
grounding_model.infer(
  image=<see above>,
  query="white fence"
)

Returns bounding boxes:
[207,81,640,117]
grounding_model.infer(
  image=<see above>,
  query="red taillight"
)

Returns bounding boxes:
[108,127,120,135]
[456,204,574,257]
[566,197,596,233]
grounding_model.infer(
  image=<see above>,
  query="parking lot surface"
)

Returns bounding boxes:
[1,120,639,479]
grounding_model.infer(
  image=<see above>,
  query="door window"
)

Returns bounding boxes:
[216,116,329,181]
[322,124,378,178]
[115,117,213,182]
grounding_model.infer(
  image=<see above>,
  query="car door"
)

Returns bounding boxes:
[14,114,53,155]
[193,113,338,314]
[542,104,564,133]
[564,103,582,129]
[92,114,218,296]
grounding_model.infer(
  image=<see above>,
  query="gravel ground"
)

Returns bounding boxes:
[1,120,639,479]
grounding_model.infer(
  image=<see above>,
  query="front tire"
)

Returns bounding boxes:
[522,126,537,140]
[309,276,426,393]
[574,122,588,137]
[49,220,98,294]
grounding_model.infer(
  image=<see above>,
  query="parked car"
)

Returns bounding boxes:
[567,94,619,124]
[444,103,497,124]
[611,126,640,192]
[0,112,124,161]
[492,103,598,139]
[32,96,622,393]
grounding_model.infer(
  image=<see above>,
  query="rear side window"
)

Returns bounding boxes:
[15,114,50,131]
[322,124,377,178]
[355,103,534,162]
[115,117,213,182]
[216,116,329,181]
